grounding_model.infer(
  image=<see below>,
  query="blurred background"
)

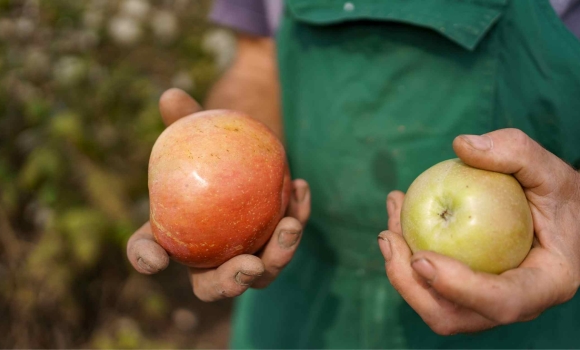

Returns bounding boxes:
[0,0,237,347]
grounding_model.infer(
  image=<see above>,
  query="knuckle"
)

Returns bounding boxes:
[510,129,532,154]
[506,128,528,143]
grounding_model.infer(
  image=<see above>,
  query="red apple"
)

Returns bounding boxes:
[148,110,291,268]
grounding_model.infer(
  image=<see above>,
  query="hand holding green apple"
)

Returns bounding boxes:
[401,158,533,274]
[378,128,580,335]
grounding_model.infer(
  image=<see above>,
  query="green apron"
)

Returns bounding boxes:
[230,0,580,348]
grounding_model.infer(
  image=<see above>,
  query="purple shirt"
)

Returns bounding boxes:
[210,0,580,40]
[210,0,283,37]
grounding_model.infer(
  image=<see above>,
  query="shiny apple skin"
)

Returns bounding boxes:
[148,110,291,268]
[401,159,533,274]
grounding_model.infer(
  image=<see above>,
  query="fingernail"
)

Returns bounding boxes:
[137,257,154,273]
[294,186,307,203]
[411,258,436,283]
[461,135,492,151]
[378,232,392,262]
[235,271,258,286]
[279,230,300,249]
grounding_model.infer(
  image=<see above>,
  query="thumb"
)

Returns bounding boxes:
[453,128,574,196]
[159,88,203,127]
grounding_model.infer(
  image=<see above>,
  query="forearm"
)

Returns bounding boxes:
[204,35,283,140]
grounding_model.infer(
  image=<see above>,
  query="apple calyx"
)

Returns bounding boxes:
[439,209,452,221]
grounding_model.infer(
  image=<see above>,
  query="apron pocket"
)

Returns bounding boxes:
[286,0,507,51]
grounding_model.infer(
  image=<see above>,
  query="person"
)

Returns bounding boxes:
[127,0,580,348]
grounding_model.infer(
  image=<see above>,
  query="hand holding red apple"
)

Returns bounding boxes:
[127,88,311,301]
[378,128,580,335]
[149,109,293,268]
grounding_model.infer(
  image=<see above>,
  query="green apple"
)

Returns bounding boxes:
[401,158,533,274]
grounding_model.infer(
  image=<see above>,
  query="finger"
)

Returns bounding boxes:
[386,190,405,234]
[253,217,303,289]
[453,128,576,196]
[127,222,170,274]
[410,248,570,325]
[159,88,203,126]
[189,254,264,302]
[286,179,310,226]
[379,230,433,305]
[378,230,495,334]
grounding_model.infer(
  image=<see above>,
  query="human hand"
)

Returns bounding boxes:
[378,128,580,335]
[127,88,311,301]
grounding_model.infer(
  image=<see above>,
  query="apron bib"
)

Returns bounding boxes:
[231,0,580,348]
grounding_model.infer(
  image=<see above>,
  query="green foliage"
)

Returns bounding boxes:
[0,0,232,347]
